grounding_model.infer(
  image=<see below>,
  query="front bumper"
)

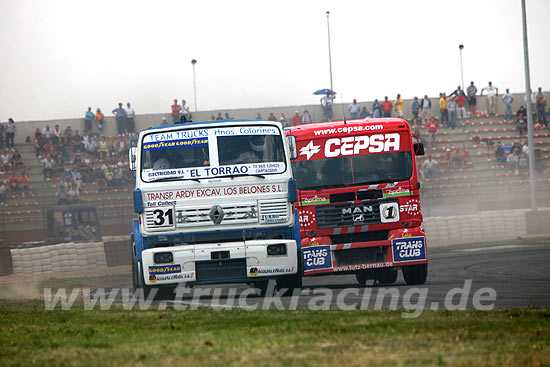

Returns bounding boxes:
[303,235,428,276]
[142,239,298,286]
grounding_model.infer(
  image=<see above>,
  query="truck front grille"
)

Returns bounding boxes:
[334,247,387,266]
[315,201,382,229]
[195,258,247,282]
[175,202,258,227]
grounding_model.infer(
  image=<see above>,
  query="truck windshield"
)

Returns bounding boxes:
[140,125,287,182]
[293,151,413,190]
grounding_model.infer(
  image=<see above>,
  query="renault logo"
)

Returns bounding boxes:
[209,205,225,225]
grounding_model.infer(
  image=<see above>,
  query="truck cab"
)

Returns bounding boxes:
[287,118,428,285]
[130,120,302,296]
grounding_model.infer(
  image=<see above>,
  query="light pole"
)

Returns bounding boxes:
[459,44,464,91]
[326,11,333,94]
[191,59,198,112]
[521,0,537,211]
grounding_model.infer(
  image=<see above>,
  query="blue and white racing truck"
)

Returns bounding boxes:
[129,119,302,296]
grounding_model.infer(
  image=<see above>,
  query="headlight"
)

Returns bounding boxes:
[267,244,287,256]
[154,252,173,264]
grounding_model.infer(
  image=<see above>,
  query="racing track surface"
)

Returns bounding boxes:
[111,243,550,309]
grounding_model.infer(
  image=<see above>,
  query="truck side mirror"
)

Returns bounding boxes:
[287,135,298,160]
[412,135,424,156]
[129,147,137,171]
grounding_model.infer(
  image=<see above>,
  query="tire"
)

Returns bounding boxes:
[131,235,139,292]
[276,249,303,297]
[377,269,398,285]
[402,263,428,285]
[138,260,157,299]
[355,270,368,286]
[253,280,272,297]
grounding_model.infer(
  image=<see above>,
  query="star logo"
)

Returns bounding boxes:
[299,141,321,160]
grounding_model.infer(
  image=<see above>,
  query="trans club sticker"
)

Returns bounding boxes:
[303,245,332,271]
[391,236,426,263]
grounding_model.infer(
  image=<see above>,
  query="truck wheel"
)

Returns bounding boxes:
[138,261,157,299]
[402,264,428,285]
[377,269,398,284]
[276,249,303,297]
[355,270,368,286]
[253,280,272,297]
[131,236,139,292]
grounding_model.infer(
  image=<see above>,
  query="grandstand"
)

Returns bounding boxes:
[0,111,548,244]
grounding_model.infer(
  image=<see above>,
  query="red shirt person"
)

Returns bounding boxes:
[425,118,440,144]
[171,99,182,123]
[381,97,393,117]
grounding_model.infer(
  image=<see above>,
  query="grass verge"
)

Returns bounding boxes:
[1,300,549,367]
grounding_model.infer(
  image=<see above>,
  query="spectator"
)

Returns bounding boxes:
[210,115,216,121]
[6,118,15,148]
[0,182,5,205]
[181,99,190,122]
[224,112,232,120]
[495,142,506,164]
[425,117,440,145]
[279,113,288,127]
[467,81,478,114]
[450,85,466,98]
[42,125,53,140]
[456,91,467,123]
[411,97,420,125]
[372,99,382,118]
[502,89,514,122]
[64,125,73,137]
[348,99,361,119]
[381,96,392,117]
[98,136,109,160]
[422,155,439,178]
[0,125,4,150]
[171,99,182,123]
[536,87,547,126]
[72,130,83,153]
[96,108,105,134]
[11,149,23,169]
[56,181,69,205]
[112,102,127,136]
[439,93,449,127]
[506,149,520,175]
[67,182,79,203]
[44,138,57,159]
[125,102,136,135]
[302,110,312,124]
[320,94,333,121]
[481,81,498,116]
[40,156,55,181]
[255,112,262,120]
[420,95,431,124]
[267,112,277,122]
[1,149,10,171]
[216,112,223,120]
[516,105,527,136]
[33,128,45,157]
[394,94,404,118]
[448,96,457,130]
[161,117,168,125]
[291,111,302,126]
[53,124,62,138]
[360,106,369,119]
[19,171,30,197]
[84,107,95,135]
[8,172,19,193]
[450,146,465,169]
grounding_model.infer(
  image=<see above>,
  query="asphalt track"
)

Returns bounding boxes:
[110,243,550,310]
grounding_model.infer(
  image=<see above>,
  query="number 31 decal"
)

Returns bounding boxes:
[153,208,174,226]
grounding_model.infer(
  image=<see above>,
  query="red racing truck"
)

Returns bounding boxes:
[286,118,428,285]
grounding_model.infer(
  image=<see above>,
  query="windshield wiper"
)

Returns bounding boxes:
[148,176,201,183]
[230,174,265,179]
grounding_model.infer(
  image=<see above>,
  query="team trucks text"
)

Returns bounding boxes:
[130,120,302,296]
[286,118,428,285]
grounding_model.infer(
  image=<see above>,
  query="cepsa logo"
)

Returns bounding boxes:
[299,133,401,160]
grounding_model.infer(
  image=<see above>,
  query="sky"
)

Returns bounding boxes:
[0,0,549,122]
